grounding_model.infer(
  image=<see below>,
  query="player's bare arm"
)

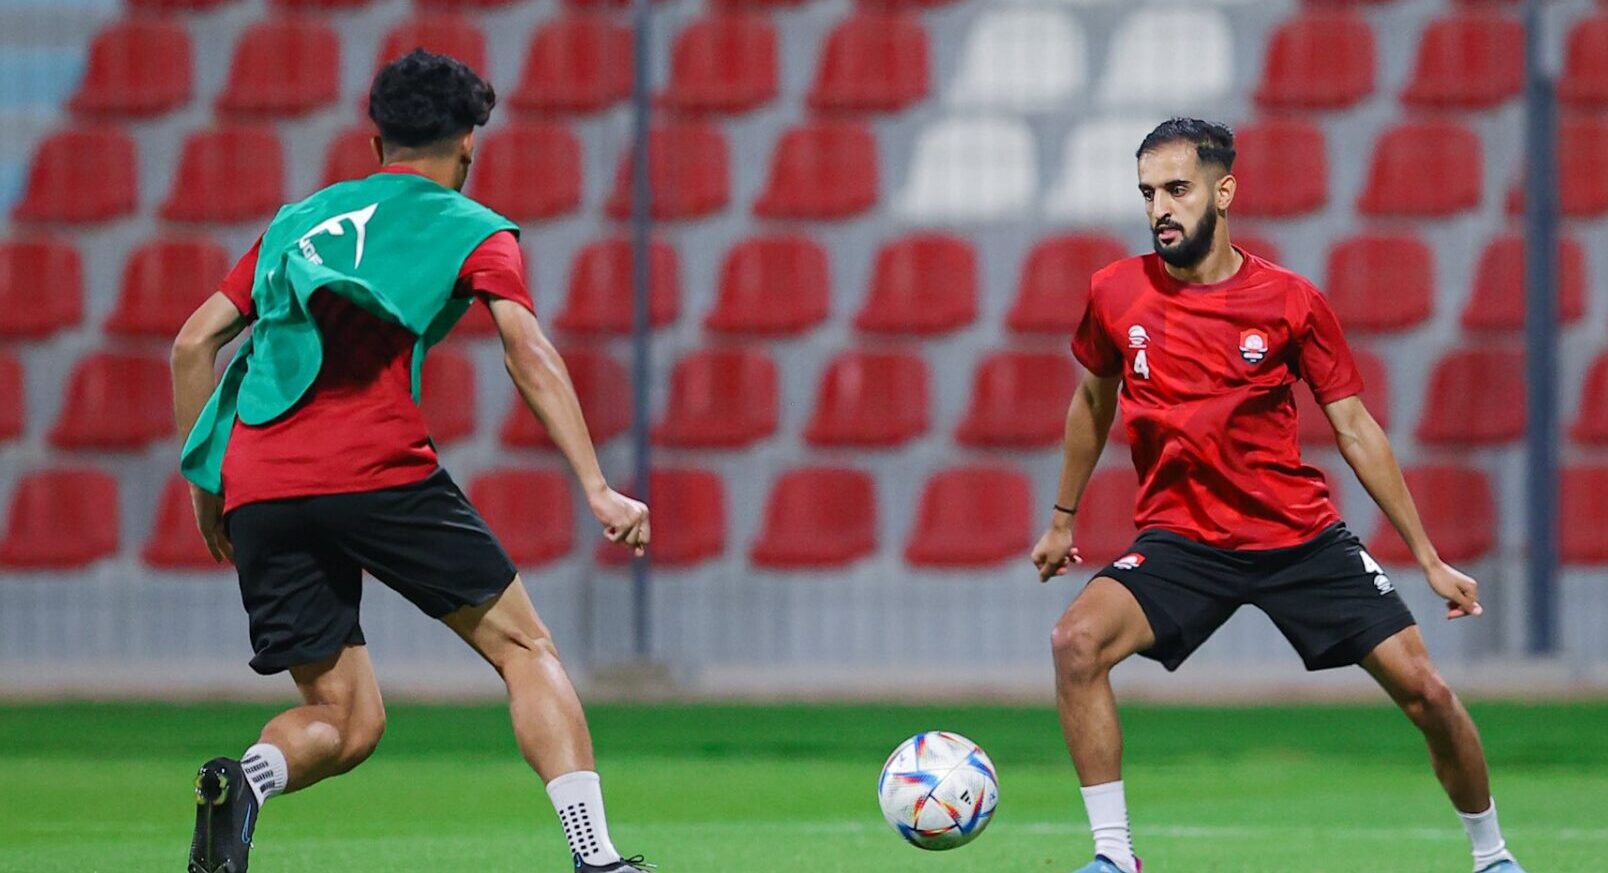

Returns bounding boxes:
[1324,394,1482,620]
[489,297,649,555]
[171,291,249,563]
[1033,371,1122,582]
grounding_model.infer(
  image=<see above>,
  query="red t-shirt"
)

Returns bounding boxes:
[217,168,532,513]
[1072,249,1363,550]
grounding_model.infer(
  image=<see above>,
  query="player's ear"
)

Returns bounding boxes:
[1216,172,1237,214]
[459,130,475,165]
[369,136,384,166]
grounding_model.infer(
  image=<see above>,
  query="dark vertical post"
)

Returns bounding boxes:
[628,0,653,660]
[1523,0,1559,655]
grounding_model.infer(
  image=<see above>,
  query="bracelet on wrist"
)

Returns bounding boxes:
[1053,504,1078,516]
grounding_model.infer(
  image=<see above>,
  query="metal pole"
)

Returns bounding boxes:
[1522,0,1559,655]
[627,0,654,660]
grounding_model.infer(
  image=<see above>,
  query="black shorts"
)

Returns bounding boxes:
[226,469,517,675]
[1094,522,1415,672]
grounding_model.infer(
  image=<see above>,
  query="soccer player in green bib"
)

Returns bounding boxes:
[172,50,652,873]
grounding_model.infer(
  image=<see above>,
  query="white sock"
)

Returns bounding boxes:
[1458,799,1515,871]
[1081,780,1137,873]
[240,743,288,807]
[547,770,622,868]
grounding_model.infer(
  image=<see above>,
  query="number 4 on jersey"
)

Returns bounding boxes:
[1133,350,1151,379]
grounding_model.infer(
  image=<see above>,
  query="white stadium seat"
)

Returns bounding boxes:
[1098,9,1233,109]
[894,116,1037,223]
[1043,117,1160,225]
[946,8,1087,113]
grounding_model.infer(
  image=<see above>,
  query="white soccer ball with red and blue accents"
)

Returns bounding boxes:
[877,731,999,850]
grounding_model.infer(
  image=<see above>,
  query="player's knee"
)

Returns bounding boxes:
[344,709,386,765]
[1399,666,1456,726]
[1051,617,1111,683]
[494,628,561,675]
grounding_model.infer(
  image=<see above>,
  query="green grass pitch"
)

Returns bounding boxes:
[2,700,1604,872]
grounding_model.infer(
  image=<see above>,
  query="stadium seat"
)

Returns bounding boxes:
[1559,15,1608,108]
[417,0,522,8]
[854,234,976,335]
[160,126,285,224]
[500,347,631,448]
[1417,347,1525,445]
[377,14,486,76]
[704,235,829,336]
[1357,120,1482,217]
[464,122,582,221]
[143,476,222,570]
[469,469,575,566]
[1254,10,1375,110]
[805,350,929,447]
[944,8,1086,113]
[606,122,729,220]
[1076,466,1140,565]
[1231,120,1328,218]
[553,238,679,335]
[323,125,379,186]
[1007,234,1126,336]
[69,19,193,118]
[1324,233,1434,332]
[1461,235,1585,331]
[49,352,172,450]
[896,117,1035,223]
[653,348,778,448]
[0,469,119,570]
[753,121,878,220]
[419,348,475,445]
[956,351,1077,449]
[1043,118,1156,224]
[750,468,877,569]
[595,468,725,567]
[0,238,83,338]
[11,128,138,224]
[510,16,632,115]
[1366,466,1494,564]
[127,0,235,8]
[1295,348,1390,445]
[272,0,373,7]
[905,466,1031,567]
[0,353,22,442]
[1401,11,1524,109]
[1574,354,1608,445]
[659,13,777,115]
[1562,467,1608,564]
[107,237,232,338]
[216,18,340,118]
[807,12,928,114]
[1508,116,1608,218]
[1099,8,1231,108]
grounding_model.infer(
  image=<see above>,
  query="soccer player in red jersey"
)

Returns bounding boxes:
[173,52,651,873]
[1030,119,1526,873]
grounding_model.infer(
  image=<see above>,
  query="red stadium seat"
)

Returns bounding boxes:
[1231,120,1328,218]
[0,353,22,442]
[659,13,777,114]
[750,468,877,569]
[1296,347,1390,445]
[905,466,1031,567]
[161,126,285,224]
[956,351,1077,449]
[0,469,119,569]
[0,238,83,338]
[1507,116,1608,218]
[500,347,631,448]
[511,16,632,115]
[144,476,222,570]
[1571,353,1608,445]
[1324,233,1434,332]
[127,0,236,8]
[216,18,340,118]
[1559,15,1608,108]
[805,350,929,447]
[1417,347,1525,445]
[1461,235,1585,331]
[704,234,830,336]
[1235,231,1283,264]
[1007,234,1125,335]
[854,234,976,335]
[50,351,173,450]
[653,348,778,448]
[469,469,575,566]
[12,128,137,224]
[420,348,476,445]
[606,122,730,220]
[713,0,806,8]
[107,237,232,338]
[377,14,486,76]
[753,121,877,219]
[554,238,679,335]
[1562,466,1608,564]
[417,0,523,9]
[857,0,960,9]
[465,122,582,221]
[807,11,928,114]
[1357,120,1482,217]
[1255,10,1375,110]
[272,0,374,8]
[323,125,380,186]
[1076,466,1140,566]
[596,468,725,567]
[70,20,193,118]
[1402,11,1524,109]
[1366,466,1494,564]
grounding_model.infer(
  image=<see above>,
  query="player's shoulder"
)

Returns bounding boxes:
[1088,253,1155,302]
[1243,250,1328,308]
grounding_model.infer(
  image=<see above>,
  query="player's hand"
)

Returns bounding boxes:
[1425,560,1482,619]
[1031,523,1082,583]
[590,487,650,556]
[188,483,233,564]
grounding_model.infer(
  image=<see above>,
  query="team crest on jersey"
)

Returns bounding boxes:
[1238,329,1269,364]
[1113,552,1145,570]
[1127,325,1149,349]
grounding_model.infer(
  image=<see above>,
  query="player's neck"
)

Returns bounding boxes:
[1163,237,1244,286]
[382,158,461,191]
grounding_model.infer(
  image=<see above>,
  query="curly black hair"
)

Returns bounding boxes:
[1136,117,1236,174]
[368,49,495,150]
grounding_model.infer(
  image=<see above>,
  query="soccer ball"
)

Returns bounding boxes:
[877,731,999,851]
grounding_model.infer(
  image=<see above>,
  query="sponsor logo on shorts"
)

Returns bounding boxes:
[1239,329,1268,364]
[1374,573,1394,595]
[1114,552,1145,570]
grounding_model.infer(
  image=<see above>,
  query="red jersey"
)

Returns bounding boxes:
[217,167,533,513]
[1072,249,1363,550]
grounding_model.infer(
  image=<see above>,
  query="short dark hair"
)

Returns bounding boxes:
[1136,118,1236,174]
[368,49,495,150]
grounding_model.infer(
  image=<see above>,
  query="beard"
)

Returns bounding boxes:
[1152,206,1218,269]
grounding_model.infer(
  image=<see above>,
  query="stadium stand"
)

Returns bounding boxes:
[1074,467,1141,567]
[1562,467,1608,565]
[0,353,21,442]
[945,8,1086,113]
[1461,236,1585,331]
[854,233,976,335]
[216,18,341,118]
[808,11,928,114]
[464,121,583,220]
[1571,354,1608,445]
[50,352,172,451]
[1559,12,1608,108]
[1324,232,1435,333]
[108,237,232,339]
[420,348,478,446]
[555,237,679,334]
[956,351,1077,449]
[659,12,777,115]
[753,121,878,220]
[1007,234,1125,335]
[1099,7,1231,107]
[1366,466,1495,564]
[751,468,878,569]
[1357,120,1483,217]
[469,469,575,567]
[897,116,1036,223]
[500,347,631,449]
[161,126,286,224]
[1254,9,1375,110]
[1043,118,1156,224]
[805,350,929,447]
[704,235,830,336]
[378,14,487,76]
[69,19,193,118]
[1401,10,1524,109]
[1506,115,1608,217]
[12,128,138,224]
[1295,348,1391,446]
[510,16,633,115]
[1231,119,1329,218]
[653,347,778,448]
[905,466,1031,567]
[0,238,82,338]
[606,121,729,220]
[595,468,725,567]
[324,125,381,187]
[0,469,120,569]
[143,476,223,570]
[1417,348,1526,446]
